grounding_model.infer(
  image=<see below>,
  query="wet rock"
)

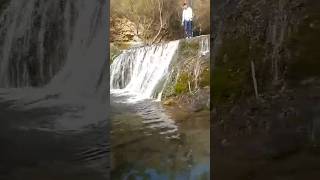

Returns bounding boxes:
[163,98,175,106]
[110,17,137,42]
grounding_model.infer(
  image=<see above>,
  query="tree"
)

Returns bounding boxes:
[111,0,209,43]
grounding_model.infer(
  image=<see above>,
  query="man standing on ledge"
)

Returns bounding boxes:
[182,2,193,39]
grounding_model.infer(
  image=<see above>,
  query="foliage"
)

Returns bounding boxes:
[199,65,210,87]
[192,0,210,35]
[173,38,209,95]
[179,40,200,57]
[175,72,190,94]
[111,0,210,43]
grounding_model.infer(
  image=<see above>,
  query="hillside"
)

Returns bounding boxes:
[211,0,320,179]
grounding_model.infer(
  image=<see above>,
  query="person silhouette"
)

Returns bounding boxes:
[181,3,193,39]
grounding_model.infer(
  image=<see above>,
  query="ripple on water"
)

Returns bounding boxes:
[111,93,210,179]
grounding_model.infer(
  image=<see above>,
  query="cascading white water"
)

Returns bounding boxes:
[110,40,180,101]
[110,41,181,136]
[0,0,108,130]
[0,0,67,87]
[0,0,107,97]
[199,35,210,56]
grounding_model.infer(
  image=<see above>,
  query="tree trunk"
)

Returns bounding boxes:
[251,60,259,99]
[151,0,163,44]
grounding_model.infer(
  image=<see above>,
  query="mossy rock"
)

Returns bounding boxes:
[175,71,190,94]
[178,40,200,59]
[163,98,175,106]
[162,37,211,98]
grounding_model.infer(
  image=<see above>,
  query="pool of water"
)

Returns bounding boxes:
[111,94,210,180]
[0,92,109,180]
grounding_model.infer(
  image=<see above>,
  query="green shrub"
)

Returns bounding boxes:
[175,72,189,94]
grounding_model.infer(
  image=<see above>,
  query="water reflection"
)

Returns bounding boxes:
[111,94,210,180]
[121,163,209,180]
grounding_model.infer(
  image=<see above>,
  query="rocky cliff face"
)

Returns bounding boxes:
[212,0,319,101]
[161,35,210,111]
[212,0,320,179]
[110,17,138,42]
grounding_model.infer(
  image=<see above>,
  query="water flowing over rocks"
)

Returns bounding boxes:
[111,35,210,105]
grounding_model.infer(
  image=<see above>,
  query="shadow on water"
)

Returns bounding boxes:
[111,94,210,180]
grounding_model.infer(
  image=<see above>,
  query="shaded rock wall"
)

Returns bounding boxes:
[211,1,320,178]
[212,0,320,137]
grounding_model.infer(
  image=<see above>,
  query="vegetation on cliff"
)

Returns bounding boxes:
[110,0,210,43]
[212,0,320,104]
[161,36,210,111]
[212,0,320,178]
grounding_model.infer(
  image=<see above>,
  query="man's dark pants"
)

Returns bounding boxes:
[184,20,192,38]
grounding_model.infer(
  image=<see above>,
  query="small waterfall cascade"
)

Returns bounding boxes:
[199,36,210,56]
[110,40,180,101]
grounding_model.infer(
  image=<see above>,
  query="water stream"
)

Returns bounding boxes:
[110,39,210,179]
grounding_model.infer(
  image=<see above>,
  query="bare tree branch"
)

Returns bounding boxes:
[151,0,164,44]
[251,60,259,99]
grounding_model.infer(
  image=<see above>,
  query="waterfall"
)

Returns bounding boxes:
[200,35,210,56]
[110,40,180,101]
[0,0,108,129]
[0,0,67,87]
[0,0,107,99]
